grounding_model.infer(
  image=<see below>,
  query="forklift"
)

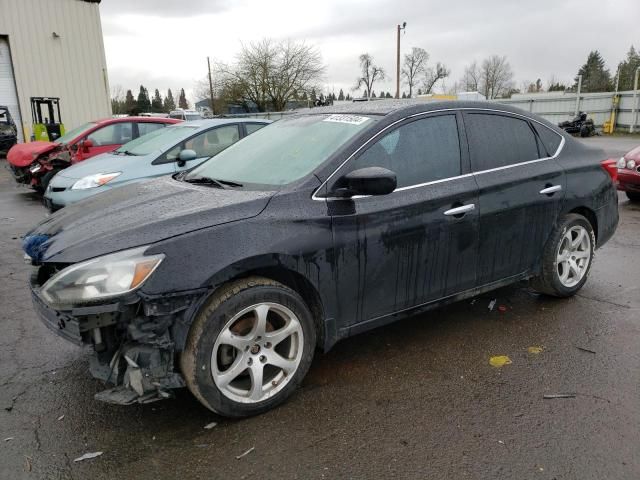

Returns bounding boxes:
[30,97,65,142]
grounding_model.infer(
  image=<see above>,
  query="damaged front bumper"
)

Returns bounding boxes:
[29,270,206,405]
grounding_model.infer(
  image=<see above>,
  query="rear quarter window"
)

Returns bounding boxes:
[532,123,562,157]
[465,113,540,171]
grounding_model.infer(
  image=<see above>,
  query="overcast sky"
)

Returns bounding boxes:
[100,0,640,102]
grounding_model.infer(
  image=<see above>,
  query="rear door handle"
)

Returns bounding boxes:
[539,185,562,195]
[444,204,475,216]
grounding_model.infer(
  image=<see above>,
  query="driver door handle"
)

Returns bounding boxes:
[539,185,562,195]
[444,204,475,216]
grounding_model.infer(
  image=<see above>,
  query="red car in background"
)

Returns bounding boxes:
[616,145,640,202]
[7,116,180,191]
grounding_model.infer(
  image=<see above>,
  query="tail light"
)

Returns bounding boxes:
[601,159,618,183]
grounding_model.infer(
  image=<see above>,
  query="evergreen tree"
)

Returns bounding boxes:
[385,92,392,98]
[163,89,176,112]
[548,82,566,92]
[575,51,612,92]
[401,92,407,98]
[124,89,136,113]
[345,93,351,101]
[136,85,151,112]
[371,91,377,98]
[417,88,422,95]
[300,91,308,101]
[151,89,163,112]
[616,46,640,91]
[310,89,317,102]
[178,88,189,109]
[338,89,345,101]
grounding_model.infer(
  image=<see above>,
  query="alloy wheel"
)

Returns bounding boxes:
[211,303,304,404]
[556,225,591,288]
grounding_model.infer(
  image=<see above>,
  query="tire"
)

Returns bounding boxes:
[580,125,589,137]
[181,276,316,418]
[626,191,640,202]
[40,169,60,192]
[531,214,595,297]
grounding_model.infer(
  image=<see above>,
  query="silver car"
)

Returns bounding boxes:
[44,119,268,210]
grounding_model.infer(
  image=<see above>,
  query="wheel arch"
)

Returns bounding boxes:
[197,255,329,351]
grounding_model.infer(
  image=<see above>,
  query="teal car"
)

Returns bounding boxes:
[44,119,268,210]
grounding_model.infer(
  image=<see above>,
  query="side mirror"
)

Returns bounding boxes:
[332,167,397,198]
[177,149,197,167]
[81,139,93,152]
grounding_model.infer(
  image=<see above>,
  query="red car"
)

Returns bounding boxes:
[7,116,180,191]
[616,145,640,202]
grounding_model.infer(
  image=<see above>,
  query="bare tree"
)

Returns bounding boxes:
[461,61,480,91]
[266,39,325,111]
[479,55,514,99]
[422,62,450,94]
[215,39,325,112]
[402,47,428,98]
[355,54,385,99]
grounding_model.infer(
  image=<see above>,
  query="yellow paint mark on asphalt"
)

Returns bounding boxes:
[528,346,544,354]
[489,355,512,367]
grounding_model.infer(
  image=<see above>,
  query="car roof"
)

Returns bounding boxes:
[294,99,533,118]
[89,117,181,125]
[172,118,272,130]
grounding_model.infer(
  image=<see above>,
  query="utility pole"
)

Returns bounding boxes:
[395,22,406,99]
[574,74,582,117]
[207,56,215,116]
[630,66,640,134]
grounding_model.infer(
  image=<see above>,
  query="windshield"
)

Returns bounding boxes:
[116,125,199,156]
[185,114,376,187]
[54,122,96,144]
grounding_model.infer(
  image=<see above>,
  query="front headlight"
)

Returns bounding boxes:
[40,246,164,306]
[626,159,636,170]
[71,172,121,190]
[616,157,626,169]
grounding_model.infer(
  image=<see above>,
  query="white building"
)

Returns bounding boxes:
[0,0,111,142]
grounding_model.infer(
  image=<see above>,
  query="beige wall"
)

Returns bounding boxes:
[0,0,111,141]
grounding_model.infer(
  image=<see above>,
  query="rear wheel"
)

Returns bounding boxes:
[626,191,640,202]
[531,214,595,297]
[181,276,316,417]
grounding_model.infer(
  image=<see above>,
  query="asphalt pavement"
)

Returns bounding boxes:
[0,135,639,480]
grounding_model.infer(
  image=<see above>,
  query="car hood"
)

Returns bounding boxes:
[53,151,156,183]
[7,141,60,167]
[24,177,274,263]
[624,145,640,161]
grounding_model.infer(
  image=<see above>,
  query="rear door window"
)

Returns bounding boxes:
[87,122,133,146]
[465,113,540,171]
[345,114,461,188]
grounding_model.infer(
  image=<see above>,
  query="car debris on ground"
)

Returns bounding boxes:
[236,447,255,459]
[73,452,104,462]
[543,393,576,399]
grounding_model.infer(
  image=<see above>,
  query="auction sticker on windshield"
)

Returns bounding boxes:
[323,114,370,125]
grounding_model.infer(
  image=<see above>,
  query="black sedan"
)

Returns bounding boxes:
[23,100,618,417]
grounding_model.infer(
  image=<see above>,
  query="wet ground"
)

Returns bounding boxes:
[1,136,639,479]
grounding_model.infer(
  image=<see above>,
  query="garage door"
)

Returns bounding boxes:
[0,37,23,142]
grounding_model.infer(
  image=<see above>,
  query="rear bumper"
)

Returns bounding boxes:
[595,195,618,249]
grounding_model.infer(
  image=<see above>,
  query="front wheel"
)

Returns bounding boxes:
[531,214,595,297]
[181,277,316,417]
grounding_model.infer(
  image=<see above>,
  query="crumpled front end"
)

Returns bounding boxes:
[29,262,203,405]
